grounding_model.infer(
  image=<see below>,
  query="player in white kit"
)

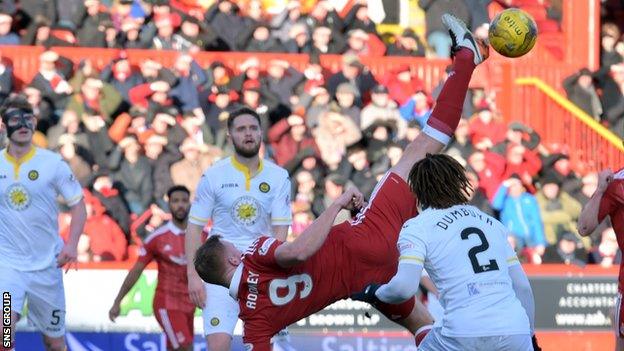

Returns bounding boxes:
[354,154,541,351]
[185,107,292,350]
[0,96,87,351]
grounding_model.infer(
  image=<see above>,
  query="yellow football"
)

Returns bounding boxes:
[488,8,538,58]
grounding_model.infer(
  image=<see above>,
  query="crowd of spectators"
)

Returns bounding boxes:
[0,0,610,267]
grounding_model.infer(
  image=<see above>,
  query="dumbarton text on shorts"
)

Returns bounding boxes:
[2,292,10,349]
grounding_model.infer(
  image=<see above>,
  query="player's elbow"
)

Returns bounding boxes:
[576,219,594,237]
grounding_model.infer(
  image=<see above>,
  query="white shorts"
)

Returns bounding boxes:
[202,283,292,344]
[420,327,533,351]
[0,265,65,337]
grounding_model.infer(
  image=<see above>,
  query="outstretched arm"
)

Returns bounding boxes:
[578,169,614,236]
[376,262,423,303]
[275,188,364,267]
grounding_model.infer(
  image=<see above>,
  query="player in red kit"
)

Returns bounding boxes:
[193,14,488,350]
[109,186,197,351]
[578,168,622,350]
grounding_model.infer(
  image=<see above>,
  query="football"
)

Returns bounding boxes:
[488,8,538,58]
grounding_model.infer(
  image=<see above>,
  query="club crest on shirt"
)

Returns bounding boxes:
[28,170,38,181]
[259,182,270,193]
[231,196,261,226]
[210,317,220,326]
[6,183,31,211]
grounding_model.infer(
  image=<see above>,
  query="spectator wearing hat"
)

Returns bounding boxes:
[239,22,285,52]
[30,50,75,114]
[100,54,144,103]
[542,231,587,266]
[540,153,582,198]
[399,90,432,128]
[90,169,131,236]
[170,138,214,198]
[204,61,232,92]
[108,136,154,215]
[129,80,180,124]
[72,0,113,47]
[310,25,346,55]
[176,15,228,52]
[58,133,93,187]
[361,84,407,140]
[418,0,470,58]
[312,173,352,224]
[536,172,583,246]
[563,68,602,121]
[314,111,361,170]
[268,112,319,166]
[204,0,246,50]
[67,62,123,125]
[492,175,547,253]
[387,29,426,57]
[283,23,312,54]
[328,54,377,104]
[491,121,541,156]
[150,14,182,50]
[332,82,361,125]
[0,12,19,45]
[265,59,303,106]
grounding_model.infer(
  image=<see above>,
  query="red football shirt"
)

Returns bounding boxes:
[599,169,624,291]
[138,221,195,313]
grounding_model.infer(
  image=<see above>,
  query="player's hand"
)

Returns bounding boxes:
[187,272,206,308]
[350,283,382,306]
[109,303,120,322]
[597,168,614,192]
[57,243,78,272]
[335,187,365,211]
[531,334,542,351]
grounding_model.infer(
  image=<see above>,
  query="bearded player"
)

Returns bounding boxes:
[193,15,488,350]
[578,168,621,350]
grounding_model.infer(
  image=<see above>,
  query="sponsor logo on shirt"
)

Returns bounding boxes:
[28,170,38,181]
[467,283,480,296]
[6,183,30,211]
[221,183,239,189]
[231,196,261,226]
[169,254,187,266]
[259,238,275,256]
[259,182,270,193]
[397,242,414,251]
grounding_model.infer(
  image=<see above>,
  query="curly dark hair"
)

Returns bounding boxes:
[408,153,473,209]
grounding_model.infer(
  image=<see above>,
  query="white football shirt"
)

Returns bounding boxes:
[0,147,83,271]
[189,156,292,250]
[398,204,530,337]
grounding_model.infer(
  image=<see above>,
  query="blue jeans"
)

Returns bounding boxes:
[428,31,453,58]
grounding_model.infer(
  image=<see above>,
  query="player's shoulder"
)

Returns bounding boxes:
[260,159,289,178]
[205,157,232,174]
[33,147,63,163]
[143,223,173,245]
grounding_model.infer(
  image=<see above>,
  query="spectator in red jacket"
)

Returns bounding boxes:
[78,191,128,261]
[468,150,506,201]
[383,65,425,106]
[268,112,319,166]
[502,143,543,192]
[468,106,507,146]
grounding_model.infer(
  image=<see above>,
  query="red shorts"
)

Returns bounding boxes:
[154,307,194,349]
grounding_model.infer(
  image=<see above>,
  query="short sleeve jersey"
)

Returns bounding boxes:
[189,157,292,250]
[0,147,83,271]
[397,205,530,337]
[598,168,624,290]
[138,221,195,312]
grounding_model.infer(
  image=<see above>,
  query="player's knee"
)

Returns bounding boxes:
[205,334,231,351]
[42,336,66,351]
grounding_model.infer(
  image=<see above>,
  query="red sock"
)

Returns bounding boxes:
[415,324,433,346]
[424,48,477,143]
